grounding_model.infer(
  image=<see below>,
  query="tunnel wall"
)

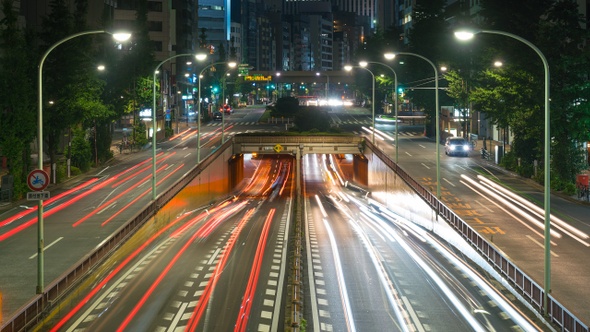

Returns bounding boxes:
[364,147,437,229]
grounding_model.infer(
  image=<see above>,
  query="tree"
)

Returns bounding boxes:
[536,0,590,185]
[444,70,470,137]
[103,0,155,146]
[0,0,37,198]
[405,0,451,136]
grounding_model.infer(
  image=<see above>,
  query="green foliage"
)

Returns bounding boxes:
[563,182,577,196]
[0,0,36,199]
[133,122,149,148]
[165,126,173,138]
[294,107,331,132]
[69,127,92,171]
[271,97,299,117]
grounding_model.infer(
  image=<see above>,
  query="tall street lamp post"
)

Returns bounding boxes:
[37,30,131,293]
[361,61,399,163]
[455,29,551,312]
[385,52,440,199]
[152,53,207,200]
[316,72,329,100]
[197,61,237,162]
[345,65,376,144]
[221,68,236,144]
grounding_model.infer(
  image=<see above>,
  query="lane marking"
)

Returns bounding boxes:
[29,237,64,259]
[442,178,455,187]
[421,163,430,170]
[474,200,494,212]
[526,235,559,257]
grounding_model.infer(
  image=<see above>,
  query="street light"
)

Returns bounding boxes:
[197,61,237,162]
[384,51,441,199]
[276,72,282,98]
[37,30,131,293]
[316,72,329,100]
[455,29,552,313]
[221,70,236,144]
[360,61,399,163]
[345,64,376,144]
[152,53,207,200]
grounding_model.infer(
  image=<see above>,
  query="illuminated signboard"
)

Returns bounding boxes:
[244,75,272,81]
[139,108,152,119]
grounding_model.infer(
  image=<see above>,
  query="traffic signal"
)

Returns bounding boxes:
[212,86,219,93]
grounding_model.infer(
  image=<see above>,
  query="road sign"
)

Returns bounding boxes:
[238,64,249,76]
[27,191,50,201]
[27,169,49,191]
[274,144,283,153]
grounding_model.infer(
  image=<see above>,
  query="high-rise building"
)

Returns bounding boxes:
[198,0,232,58]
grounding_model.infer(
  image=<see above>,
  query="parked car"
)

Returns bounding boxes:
[220,104,233,114]
[445,137,471,157]
[212,111,223,121]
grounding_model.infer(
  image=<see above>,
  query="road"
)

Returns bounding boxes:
[301,153,541,331]
[37,155,292,331]
[359,117,590,323]
[0,106,279,320]
[1,104,586,329]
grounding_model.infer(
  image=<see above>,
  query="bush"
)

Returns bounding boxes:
[165,127,173,138]
[563,182,577,196]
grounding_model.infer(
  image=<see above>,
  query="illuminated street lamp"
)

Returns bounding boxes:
[360,61,399,163]
[345,64,376,144]
[37,30,130,293]
[384,51,441,199]
[221,70,236,144]
[197,61,237,162]
[316,71,329,99]
[455,29,552,312]
[152,52,207,200]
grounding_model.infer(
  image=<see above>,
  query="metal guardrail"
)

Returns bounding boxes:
[365,139,588,332]
[0,140,233,332]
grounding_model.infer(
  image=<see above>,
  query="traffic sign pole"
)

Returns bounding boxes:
[28,169,49,294]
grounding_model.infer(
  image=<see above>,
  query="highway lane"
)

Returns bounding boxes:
[36,155,293,331]
[302,153,541,331]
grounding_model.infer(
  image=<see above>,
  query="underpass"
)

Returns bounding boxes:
[2,134,585,332]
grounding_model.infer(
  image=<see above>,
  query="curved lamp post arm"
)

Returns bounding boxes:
[36,29,109,294]
[367,61,399,163]
[467,28,552,314]
[152,53,200,200]
[355,67,376,144]
[198,61,236,162]
[393,52,440,199]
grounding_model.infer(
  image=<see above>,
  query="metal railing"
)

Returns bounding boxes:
[365,139,588,332]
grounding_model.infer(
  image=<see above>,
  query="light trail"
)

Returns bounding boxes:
[185,209,255,331]
[376,206,541,332]
[48,210,196,332]
[72,164,169,227]
[0,177,100,228]
[322,217,357,332]
[476,175,589,246]
[460,174,562,239]
[235,209,275,331]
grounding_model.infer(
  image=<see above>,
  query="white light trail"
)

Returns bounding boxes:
[476,175,589,246]
[322,218,357,332]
